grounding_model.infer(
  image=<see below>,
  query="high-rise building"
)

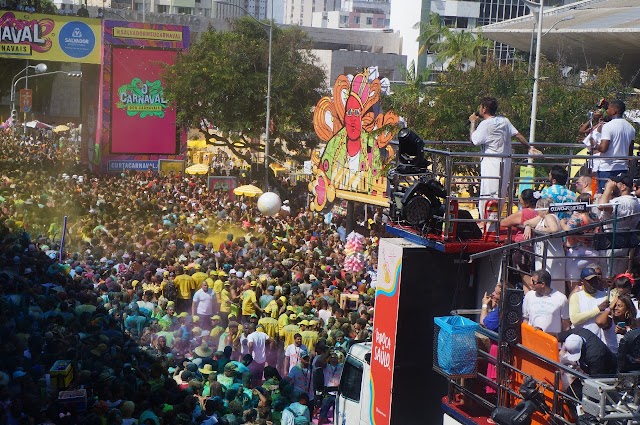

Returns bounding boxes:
[284,0,341,26]
[311,0,390,28]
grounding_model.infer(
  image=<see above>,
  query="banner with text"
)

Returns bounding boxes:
[370,239,404,425]
[0,11,101,63]
[110,47,178,155]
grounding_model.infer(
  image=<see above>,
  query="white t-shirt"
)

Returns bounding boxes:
[318,309,332,325]
[599,195,640,231]
[192,288,216,316]
[247,331,269,363]
[598,118,636,171]
[471,116,518,156]
[323,363,344,388]
[284,343,308,372]
[522,289,569,333]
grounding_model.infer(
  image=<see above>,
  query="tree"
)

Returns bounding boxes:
[414,12,444,56]
[382,60,639,179]
[163,18,327,165]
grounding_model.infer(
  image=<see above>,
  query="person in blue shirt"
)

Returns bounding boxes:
[480,283,502,332]
[540,165,577,219]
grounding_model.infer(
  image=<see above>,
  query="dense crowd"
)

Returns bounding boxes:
[0,132,381,425]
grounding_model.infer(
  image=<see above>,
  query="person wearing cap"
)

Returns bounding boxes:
[241,281,261,324]
[210,315,225,340]
[597,174,640,277]
[522,269,570,334]
[591,99,636,193]
[301,320,320,354]
[219,280,232,326]
[288,346,315,402]
[558,327,616,400]
[283,314,301,349]
[569,267,617,353]
[192,281,217,330]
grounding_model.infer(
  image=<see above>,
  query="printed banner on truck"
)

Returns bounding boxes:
[110,47,178,155]
[370,239,404,425]
[0,11,101,63]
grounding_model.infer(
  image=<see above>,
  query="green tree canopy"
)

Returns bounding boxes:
[164,18,327,164]
[382,60,639,180]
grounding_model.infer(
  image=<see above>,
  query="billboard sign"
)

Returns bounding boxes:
[369,239,404,425]
[0,11,101,63]
[107,160,158,172]
[110,47,178,155]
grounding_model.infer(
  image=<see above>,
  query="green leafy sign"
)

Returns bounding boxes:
[116,78,167,118]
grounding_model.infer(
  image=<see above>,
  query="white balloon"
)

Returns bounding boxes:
[257,192,282,216]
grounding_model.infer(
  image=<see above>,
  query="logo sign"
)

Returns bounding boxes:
[19,89,32,113]
[58,21,95,59]
[116,79,168,118]
[107,160,158,172]
[549,202,588,214]
[0,11,100,63]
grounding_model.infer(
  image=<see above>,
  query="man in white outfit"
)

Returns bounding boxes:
[523,269,570,334]
[470,97,541,219]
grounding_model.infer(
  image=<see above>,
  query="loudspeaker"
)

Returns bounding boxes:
[500,288,524,344]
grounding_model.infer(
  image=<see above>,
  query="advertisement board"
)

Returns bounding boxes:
[207,176,237,201]
[370,239,403,425]
[0,11,101,63]
[107,160,158,172]
[110,47,177,155]
[159,159,185,176]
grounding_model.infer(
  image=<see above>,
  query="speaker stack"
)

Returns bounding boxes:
[501,288,524,344]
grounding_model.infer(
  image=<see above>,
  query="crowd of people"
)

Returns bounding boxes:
[0,132,381,425]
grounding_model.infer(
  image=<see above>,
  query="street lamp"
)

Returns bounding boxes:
[527,14,574,74]
[11,71,82,129]
[213,0,273,191]
[10,63,47,119]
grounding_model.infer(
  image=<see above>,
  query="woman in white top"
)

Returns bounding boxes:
[523,198,567,294]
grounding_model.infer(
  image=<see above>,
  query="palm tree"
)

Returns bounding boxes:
[414,13,446,56]
[435,30,493,70]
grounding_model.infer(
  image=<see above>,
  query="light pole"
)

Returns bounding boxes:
[10,63,47,120]
[213,0,272,191]
[11,71,82,129]
[528,14,574,75]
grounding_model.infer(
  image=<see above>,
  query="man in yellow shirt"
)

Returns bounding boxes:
[301,320,320,355]
[241,281,261,323]
[220,281,232,326]
[191,265,208,286]
[174,266,196,313]
[264,296,286,319]
[210,315,225,341]
[282,314,301,348]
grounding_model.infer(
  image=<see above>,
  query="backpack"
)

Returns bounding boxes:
[286,405,310,425]
[164,281,177,301]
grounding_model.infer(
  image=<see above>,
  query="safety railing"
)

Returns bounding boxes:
[418,146,640,242]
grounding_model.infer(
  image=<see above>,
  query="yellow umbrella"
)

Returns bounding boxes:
[233,184,263,197]
[187,139,207,149]
[53,124,70,133]
[185,164,210,175]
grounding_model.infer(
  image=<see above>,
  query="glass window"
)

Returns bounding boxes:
[366,17,373,25]
[157,4,168,13]
[354,16,360,24]
[339,356,363,402]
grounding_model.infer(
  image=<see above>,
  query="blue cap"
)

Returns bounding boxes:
[580,268,598,281]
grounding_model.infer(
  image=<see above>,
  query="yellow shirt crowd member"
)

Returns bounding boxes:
[191,269,208,285]
[301,322,320,353]
[174,273,196,300]
[241,287,257,316]
[220,284,231,313]
[282,316,300,347]
[258,316,279,341]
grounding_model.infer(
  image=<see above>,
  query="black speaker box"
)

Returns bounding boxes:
[500,288,524,344]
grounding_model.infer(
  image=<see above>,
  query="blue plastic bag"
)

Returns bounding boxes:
[435,316,478,376]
